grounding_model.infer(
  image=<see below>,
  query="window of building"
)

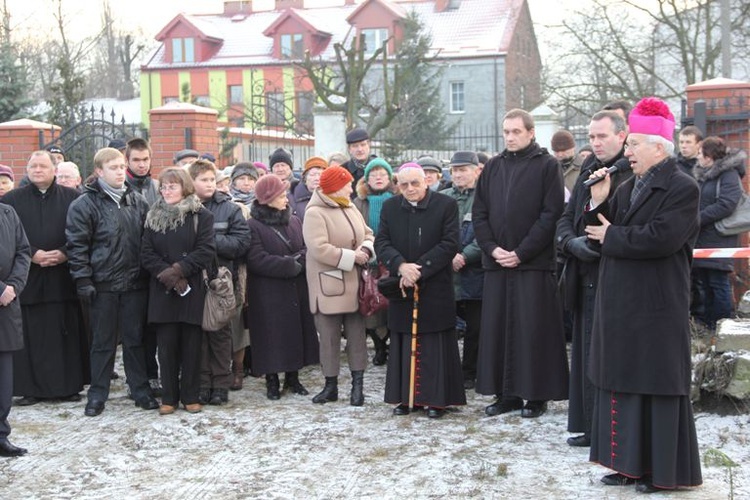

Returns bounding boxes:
[163,96,179,105]
[194,95,211,107]
[450,81,465,113]
[266,92,286,127]
[280,33,304,59]
[172,37,195,63]
[296,91,315,131]
[361,28,388,56]
[228,85,244,105]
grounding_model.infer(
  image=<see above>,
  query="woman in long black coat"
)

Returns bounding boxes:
[245,175,319,400]
[141,168,215,415]
[692,137,746,329]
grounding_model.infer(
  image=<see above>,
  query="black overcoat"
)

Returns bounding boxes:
[245,204,319,374]
[141,203,216,326]
[0,204,31,351]
[585,158,699,396]
[374,190,459,334]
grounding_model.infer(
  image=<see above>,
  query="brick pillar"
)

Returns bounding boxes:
[0,118,60,185]
[686,77,750,300]
[148,102,219,176]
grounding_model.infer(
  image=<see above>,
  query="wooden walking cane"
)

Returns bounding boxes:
[408,284,420,410]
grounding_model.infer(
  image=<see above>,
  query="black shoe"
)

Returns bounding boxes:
[198,388,211,405]
[84,400,105,417]
[266,374,280,400]
[601,473,636,486]
[567,434,591,447]
[0,438,27,457]
[426,407,445,419]
[283,371,309,396]
[209,388,228,406]
[135,396,159,410]
[485,397,523,416]
[635,480,660,494]
[60,393,82,402]
[14,396,40,406]
[521,400,547,418]
[312,377,338,404]
[393,404,409,416]
[463,378,475,390]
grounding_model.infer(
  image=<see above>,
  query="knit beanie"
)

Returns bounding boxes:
[363,158,393,180]
[303,156,328,173]
[628,97,675,142]
[0,164,14,182]
[269,148,293,169]
[319,166,354,194]
[253,161,268,173]
[551,130,576,152]
[231,162,259,183]
[254,174,289,205]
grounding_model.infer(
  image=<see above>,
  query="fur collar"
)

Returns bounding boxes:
[693,149,747,182]
[145,194,202,233]
[251,201,291,226]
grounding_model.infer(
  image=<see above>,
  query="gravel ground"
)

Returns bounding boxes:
[1,343,748,499]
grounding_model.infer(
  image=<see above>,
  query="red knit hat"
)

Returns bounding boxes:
[254,174,289,205]
[319,165,353,194]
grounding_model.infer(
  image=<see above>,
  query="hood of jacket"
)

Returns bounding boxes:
[693,148,747,182]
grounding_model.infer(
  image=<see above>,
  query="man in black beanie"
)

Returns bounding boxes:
[269,148,298,190]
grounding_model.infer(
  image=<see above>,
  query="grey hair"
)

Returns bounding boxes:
[56,161,81,175]
[646,135,675,156]
[591,110,627,134]
[327,151,348,165]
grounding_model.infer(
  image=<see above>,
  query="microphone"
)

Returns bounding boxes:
[582,163,632,187]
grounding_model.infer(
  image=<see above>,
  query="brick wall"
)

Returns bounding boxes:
[0,119,60,186]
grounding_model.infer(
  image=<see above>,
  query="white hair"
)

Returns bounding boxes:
[645,135,675,156]
[56,161,81,175]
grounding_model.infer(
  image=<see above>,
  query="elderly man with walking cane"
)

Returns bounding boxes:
[374,163,465,419]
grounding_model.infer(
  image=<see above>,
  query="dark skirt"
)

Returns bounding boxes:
[475,269,568,400]
[384,329,466,408]
[590,388,703,489]
[13,301,89,398]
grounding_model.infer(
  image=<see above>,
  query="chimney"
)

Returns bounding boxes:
[224,1,253,16]
[275,0,303,10]
[435,0,461,12]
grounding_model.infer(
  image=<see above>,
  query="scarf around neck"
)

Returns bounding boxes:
[145,194,203,233]
[98,178,127,207]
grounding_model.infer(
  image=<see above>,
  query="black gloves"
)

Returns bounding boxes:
[293,261,303,276]
[76,279,97,304]
[157,263,183,290]
[565,236,600,263]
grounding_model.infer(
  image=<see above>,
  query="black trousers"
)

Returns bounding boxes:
[456,300,482,381]
[144,324,159,380]
[87,290,150,402]
[0,351,12,439]
[156,322,202,406]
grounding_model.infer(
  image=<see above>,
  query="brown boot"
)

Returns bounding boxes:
[230,349,245,391]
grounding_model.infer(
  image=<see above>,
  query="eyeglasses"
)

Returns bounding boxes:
[159,184,181,193]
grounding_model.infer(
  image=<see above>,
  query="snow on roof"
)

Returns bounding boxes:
[142,0,519,70]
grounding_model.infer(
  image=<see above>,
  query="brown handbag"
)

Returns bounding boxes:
[358,264,389,317]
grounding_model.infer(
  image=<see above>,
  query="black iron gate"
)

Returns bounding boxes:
[41,105,146,178]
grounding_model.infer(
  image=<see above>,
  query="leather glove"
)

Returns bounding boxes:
[565,236,600,263]
[174,278,189,295]
[156,265,181,290]
[76,279,97,304]
[293,261,303,276]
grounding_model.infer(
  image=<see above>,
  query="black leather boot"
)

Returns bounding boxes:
[283,371,309,395]
[312,376,338,404]
[209,388,228,405]
[266,373,280,400]
[350,370,364,406]
[369,330,388,366]
[198,388,211,405]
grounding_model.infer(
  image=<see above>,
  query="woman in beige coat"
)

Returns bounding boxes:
[303,166,375,406]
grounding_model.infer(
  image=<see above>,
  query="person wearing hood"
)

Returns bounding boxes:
[229,162,259,208]
[290,156,327,221]
[188,160,251,406]
[353,158,396,366]
[66,148,156,417]
[693,137,747,329]
[303,166,375,406]
[472,109,568,420]
[245,175,319,400]
[125,138,159,205]
[141,167,216,415]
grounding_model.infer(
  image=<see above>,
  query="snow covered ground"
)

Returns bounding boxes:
[2,347,748,499]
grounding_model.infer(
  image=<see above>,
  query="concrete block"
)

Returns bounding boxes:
[725,352,750,400]
[715,318,750,352]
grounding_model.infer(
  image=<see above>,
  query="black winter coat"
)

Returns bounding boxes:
[585,159,699,396]
[289,182,313,221]
[66,180,150,292]
[473,142,564,272]
[0,204,31,351]
[1,181,80,305]
[125,171,159,205]
[692,149,747,271]
[202,191,251,272]
[374,190,459,333]
[141,196,216,325]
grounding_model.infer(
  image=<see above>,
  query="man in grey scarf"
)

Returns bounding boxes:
[66,148,157,417]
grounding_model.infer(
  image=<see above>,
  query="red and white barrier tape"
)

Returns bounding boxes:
[693,248,750,259]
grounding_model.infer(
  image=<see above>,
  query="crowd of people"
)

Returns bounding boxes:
[1,96,746,495]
